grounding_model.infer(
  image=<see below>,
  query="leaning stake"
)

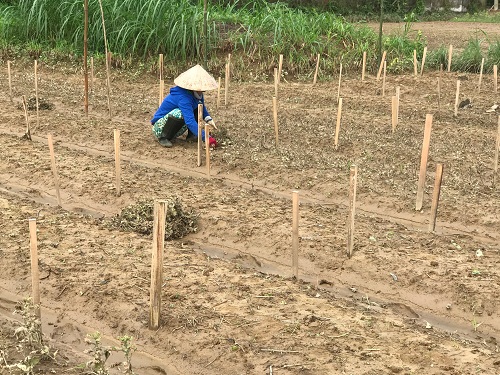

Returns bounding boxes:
[347,165,358,259]
[292,190,299,278]
[415,114,433,211]
[361,51,366,81]
[47,134,62,206]
[428,163,444,232]
[149,200,167,330]
[420,46,427,76]
[334,97,343,148]
[454,80,460,117]
[376,50,386,81]
[478,57,485,92]
[29,218,41,318]
[114,129,121,196]
[313,53,320,85]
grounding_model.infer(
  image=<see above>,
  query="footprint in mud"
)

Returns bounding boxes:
[50,322,83,345]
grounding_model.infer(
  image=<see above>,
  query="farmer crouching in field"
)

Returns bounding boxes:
[151,64,218,148]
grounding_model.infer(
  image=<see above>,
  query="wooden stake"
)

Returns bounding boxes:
[494,116,500,187]
[428,163,444,232]
[447,45,453,72]
[274,67,278,98]
[292,190,299,278]
[413,49,417,76]
[149,200,166,330]
[391,96,398,132]
[415,114,433,211]
[34,60,39,128]
[273,96,279,146]
[197,104,203,167]
[494,65,498,94]
[376,50,386,81]
[361,51,366,81]
[278,54,283,84]
[478,57,485,92]
[7,60,13,102]
[114,129,121,196]
[158,79,164,107]
[205,124,210,177]
[159,53,164,81]
[22,95,31,140]
[216,77,221,109]
[396,86,400,120]
[454,80,460,117]
[97,0,112,119]
[313,53,320,85]
[334,97,343,148]
[84,0,89,116]
[337,63,343,102]
[47,134,62,206]
[29,218,41,318]
[420,46,427,76]
[224,63,229,106]
[347,165,357,259]
[382,60,387,97]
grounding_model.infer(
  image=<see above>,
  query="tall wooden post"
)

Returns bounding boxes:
[292,190,299,278]
[428,163,444,232]
[29,218,41,318]
[361,51,366,81]
[149,200,166,330]
[34,60,39,128]
[347,165,357,258]
[334,98,343,148]
[415,114,433,211]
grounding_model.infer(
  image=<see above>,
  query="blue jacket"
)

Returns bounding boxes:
[151,86,210,136]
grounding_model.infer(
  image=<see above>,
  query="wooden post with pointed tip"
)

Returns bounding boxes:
[335,97,343,149]
[447,45,453,72]
[292,190,299,278]
[47,134,62,206]
[7,60,12,102]
[114,129,121,196]
[347,165,357,259]
[197,104,203,167]
[149,200,166,330]
[361,51,366,81]
[273,96,279,147]
[454,80,460,117]
[420,46,427,76]
[313,53,320,85]
[376,50,386,81]
[205,124,210,177]
[494,116,500,187]
[415,114,433,211]
[29,218,41,318]
[428,163,444,232]
[337,63,343,102]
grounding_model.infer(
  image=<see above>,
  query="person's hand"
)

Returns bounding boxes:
[207,119,217,130]
[209,136,217,148]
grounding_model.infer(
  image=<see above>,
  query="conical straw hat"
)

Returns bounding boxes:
[174,64,218,91]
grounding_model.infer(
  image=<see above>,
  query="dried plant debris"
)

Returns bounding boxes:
[108,198,198,240]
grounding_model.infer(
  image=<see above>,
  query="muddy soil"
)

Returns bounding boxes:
[1,22,499,374]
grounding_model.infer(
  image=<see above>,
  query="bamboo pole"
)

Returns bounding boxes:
[205,124,210,177]
[413,49,417,76]
[361,51,366,81]
[337,63,343,102]
[84,0,89,116]
[22,95,31,140]
[197,104,203,167]
[454,80,460,117]
[313,53,320,85]
[391,96,398,132]
[7,60,12,102]
[292,190,299,278]
[29,218,41,318]
[34,60,39,128]
[149,200,166,330]
[494,116,500,187]
[447,45,453,72]
[47,134,62,206]
[273,96,279,146]
[382,60,387,97]
[420,46,427,76]
[216,77,221,109]
[278,54,283,84]
[428,163,444,232]
[274,67,278,98]
[334,98,343,149]
[114,129,121,196]
[347,165,357,259]
[494,65,498,94]
[478,57,485,92]
[376,50,386,81]
[415,114,433,211]
[97,0,112,119]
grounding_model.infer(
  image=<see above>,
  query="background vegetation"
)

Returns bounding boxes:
[0,0,499,79]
